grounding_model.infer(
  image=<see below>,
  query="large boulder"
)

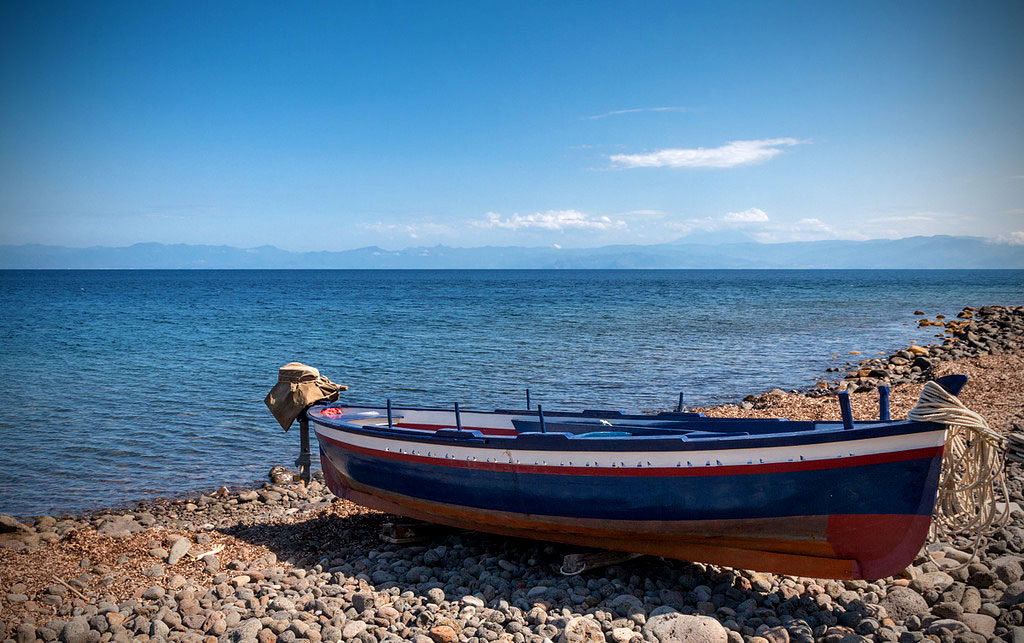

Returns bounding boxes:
[643,612,727,643]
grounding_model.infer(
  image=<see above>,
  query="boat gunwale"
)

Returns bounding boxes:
[306,404,946,453]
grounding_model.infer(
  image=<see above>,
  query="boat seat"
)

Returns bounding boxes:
[514,432,573,446]
[433,428,486,439]
[685,431,750,438]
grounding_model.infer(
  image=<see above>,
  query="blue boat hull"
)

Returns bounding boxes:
[310,403,946,579]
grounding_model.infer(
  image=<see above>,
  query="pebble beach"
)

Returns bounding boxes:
[2,306,1023,643]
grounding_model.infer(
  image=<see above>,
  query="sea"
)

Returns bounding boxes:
[1,269,1022,518]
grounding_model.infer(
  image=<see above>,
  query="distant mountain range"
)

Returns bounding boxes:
[1,236,1022,269]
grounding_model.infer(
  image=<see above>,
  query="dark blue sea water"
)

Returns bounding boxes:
[1,269,1022,517]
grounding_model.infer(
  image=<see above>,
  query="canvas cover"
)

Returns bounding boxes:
[265,362,347,431]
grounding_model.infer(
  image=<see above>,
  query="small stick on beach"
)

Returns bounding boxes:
[52,575,87,601]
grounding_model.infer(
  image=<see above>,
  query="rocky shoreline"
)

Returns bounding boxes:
[742,305,1024,406]
[3,305,1024,643]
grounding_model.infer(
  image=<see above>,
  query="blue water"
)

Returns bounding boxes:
[0,269,1021,517]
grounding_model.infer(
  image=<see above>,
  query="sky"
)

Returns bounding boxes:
[1,1,1022,251]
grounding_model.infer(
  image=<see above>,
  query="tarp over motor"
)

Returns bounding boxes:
[265,362,347,431]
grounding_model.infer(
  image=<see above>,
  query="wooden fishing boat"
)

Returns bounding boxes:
[306,376,967,580]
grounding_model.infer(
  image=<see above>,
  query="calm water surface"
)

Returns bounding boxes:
[1,269,1021,517]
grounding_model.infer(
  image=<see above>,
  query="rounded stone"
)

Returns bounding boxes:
[879,587,928,621]
[610,594,645,619]
[959,613,996,638]
[428,625,456,643]
[557,616,603,643]
[642,612,728,643]
[143,585,165,600]
[426,587,445,605]
[60,616,90,643]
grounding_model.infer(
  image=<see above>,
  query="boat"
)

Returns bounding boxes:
[304,376,968,580]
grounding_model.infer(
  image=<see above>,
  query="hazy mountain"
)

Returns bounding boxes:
[669,229,759,245]
[1,236,1022,269]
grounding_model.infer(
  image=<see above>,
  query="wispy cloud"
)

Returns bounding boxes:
[474,210,627,232]
[1002,231,1024,245]
[723,208,769,223]
[359,221,455,239]
[865,211,966,225]
[746,217,839,243]
[609,138,804,169]
[665,209,772,233]
[664,208,846,243]
[586,106,690,120]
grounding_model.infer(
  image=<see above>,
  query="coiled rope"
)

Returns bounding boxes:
[908,380,1009,556]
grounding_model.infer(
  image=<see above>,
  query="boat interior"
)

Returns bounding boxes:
[311,375,967,443]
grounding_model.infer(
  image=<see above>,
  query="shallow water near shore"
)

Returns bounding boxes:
[0,268,1022,517]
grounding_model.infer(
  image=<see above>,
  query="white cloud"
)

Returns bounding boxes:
[359,221,455,239]
[747,218,840,243]
[865,211,965,225]
[609,138,803,169]
[723,208,770,223]
[866,215,941,224]
[1006,231,1024,245]
[474,210,627,232]
[618,209,666,217]
[796,217,832,231]
[663,208,847,243]
[587,106,690,120]
[858,211,977,239]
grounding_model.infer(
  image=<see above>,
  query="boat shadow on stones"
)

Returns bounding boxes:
[217,507,881,640]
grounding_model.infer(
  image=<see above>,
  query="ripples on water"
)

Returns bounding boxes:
[0,269,1021,517]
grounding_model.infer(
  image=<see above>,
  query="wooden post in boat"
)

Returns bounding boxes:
[537,404,547,433]
[838,391,854,430]
[296,413,312,485]
[455,402,463,433]
[878,385,890,421]
[526,388,531,410]
[677,391,685,412]
[387,399,393,428]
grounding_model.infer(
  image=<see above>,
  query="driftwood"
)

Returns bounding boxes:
[52,575,87,600]
[559,550,643,575]
[380,521,443,544]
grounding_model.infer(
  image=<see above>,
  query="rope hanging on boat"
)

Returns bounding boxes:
[908,380,1009,554]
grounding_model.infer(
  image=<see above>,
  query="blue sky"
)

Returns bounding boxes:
[1,1,1022,251]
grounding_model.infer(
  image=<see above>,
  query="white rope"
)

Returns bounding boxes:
[908,380,1009,557]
